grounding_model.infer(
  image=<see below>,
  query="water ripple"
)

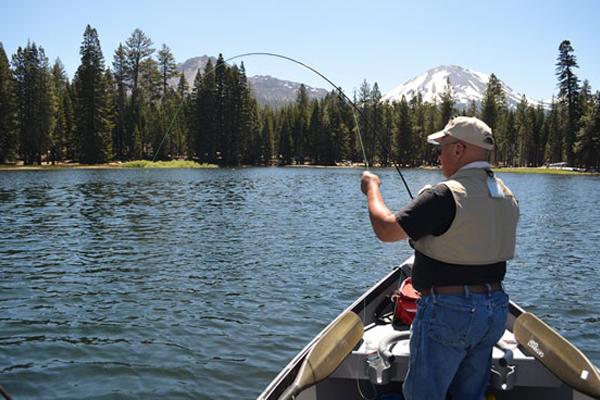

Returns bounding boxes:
[0,168,598,399]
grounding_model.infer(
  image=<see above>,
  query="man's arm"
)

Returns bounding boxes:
[361,171,408,242]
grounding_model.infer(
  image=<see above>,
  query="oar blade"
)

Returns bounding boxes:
[278,311,363,400]
[514,312,600,398]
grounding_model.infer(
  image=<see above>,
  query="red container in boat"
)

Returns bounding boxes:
[393,277,421,326]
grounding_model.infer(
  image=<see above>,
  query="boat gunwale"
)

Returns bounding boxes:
[257,266,403,400]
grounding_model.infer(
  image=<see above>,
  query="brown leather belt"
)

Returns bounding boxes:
[419,282,503,297]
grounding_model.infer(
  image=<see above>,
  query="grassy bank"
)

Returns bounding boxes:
[493,167,599,176]
[0,160,217,170]
[122,160,217,169]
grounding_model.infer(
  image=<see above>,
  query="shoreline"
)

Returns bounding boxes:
[0,160,217,170]
[1,162,598,176]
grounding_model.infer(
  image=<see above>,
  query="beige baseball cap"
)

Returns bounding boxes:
[427,116,494,150]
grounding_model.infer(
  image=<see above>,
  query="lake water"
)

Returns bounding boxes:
[1,167,599,399]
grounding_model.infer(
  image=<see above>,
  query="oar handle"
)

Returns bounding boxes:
[277,383,299,400]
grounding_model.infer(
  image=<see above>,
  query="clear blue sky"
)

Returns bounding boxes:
[2,0,599,101]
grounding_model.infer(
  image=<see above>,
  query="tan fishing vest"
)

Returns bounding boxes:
[413,168,519,265]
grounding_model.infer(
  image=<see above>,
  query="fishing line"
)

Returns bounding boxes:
[152,52,413,199]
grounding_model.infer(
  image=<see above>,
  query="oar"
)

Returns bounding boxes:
[513,312,600,399]
[277,311,364,400]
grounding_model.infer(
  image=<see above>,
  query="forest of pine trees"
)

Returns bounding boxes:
[1,28,599,170]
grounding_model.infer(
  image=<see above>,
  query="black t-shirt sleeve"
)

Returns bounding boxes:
[395,184,456,240]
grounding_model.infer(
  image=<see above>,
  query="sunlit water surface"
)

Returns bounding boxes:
[1,167,598,399]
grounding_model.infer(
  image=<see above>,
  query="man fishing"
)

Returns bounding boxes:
[360,116,519,400]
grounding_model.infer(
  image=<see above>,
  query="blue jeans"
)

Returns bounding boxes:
[402,287,509,400]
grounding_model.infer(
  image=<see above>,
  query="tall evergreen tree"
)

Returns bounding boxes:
[12,41,52,164]
[238,63,261,165]
[157,44,177,98]
[277,110,292,165]
[481,73,505,131]
[357,80,375,165]
[380,103,393,167]
[544,97,563,164]
[531,103,546,166]
[112,44,128,159]
[515,96,534,166]
[410,94,427,165]
[394,96,413,166]
[556,39,581,164]
[49,58,70,163]
[168,73,189,159]
[124,28,154,158]
[574,86,600,169]
[308,100,325,164]
[259,109,274,165]
[177,73,188,96]
[293,84,310,164]
[73,25,113,163]
[370,83,385,165]
[214,54,227,165]
[188,60,216,163]
[438,77,455,129]
[0,42,17,163]
[423,101,438,165]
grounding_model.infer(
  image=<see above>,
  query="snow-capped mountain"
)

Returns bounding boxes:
[382,65,547,110]
[174,56,328,107]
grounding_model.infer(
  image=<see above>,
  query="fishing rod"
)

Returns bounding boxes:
[153,52,414,199]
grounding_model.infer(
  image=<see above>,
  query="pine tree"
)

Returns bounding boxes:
[139,58,162,103]
[157,44,177,98]
[74,25,113,163]
[64,83,76,160]
[260,110,274,165]
[370,83,385,166]
[481,73,505,131]
[238,62,260,165]
[173,73,190,159]
[531,103,546,166]
[112,44,128,159]
[12,41,52,164]
[177,73,188,96]
[515,96,533,166]
[423,102,438,165]
[358,80,375,165]
[309,100,328,164]
[574,84,599,169]
[394,96,413,166]
[380,104,393,167]
[124,29,154,158]
[544,97,562,164]
[332,91,355,163]
[214,54,227,165]
[438,77,455,129]
[49,58,70,163]
[277,110,292,165]
[138,58,165,159]
[556,40,581,164]
[188,59,216,163]
[0,42,17,163]
[293,84,310,164]
[410,94,427,165]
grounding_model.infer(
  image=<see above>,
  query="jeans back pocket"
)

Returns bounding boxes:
[427,299,475,349]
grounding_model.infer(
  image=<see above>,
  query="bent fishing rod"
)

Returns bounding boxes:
[154,52,414,199]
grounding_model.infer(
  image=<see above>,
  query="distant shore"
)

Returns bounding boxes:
[0,160,217,170]
[1,161,598,176]
[492,167,599,176]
